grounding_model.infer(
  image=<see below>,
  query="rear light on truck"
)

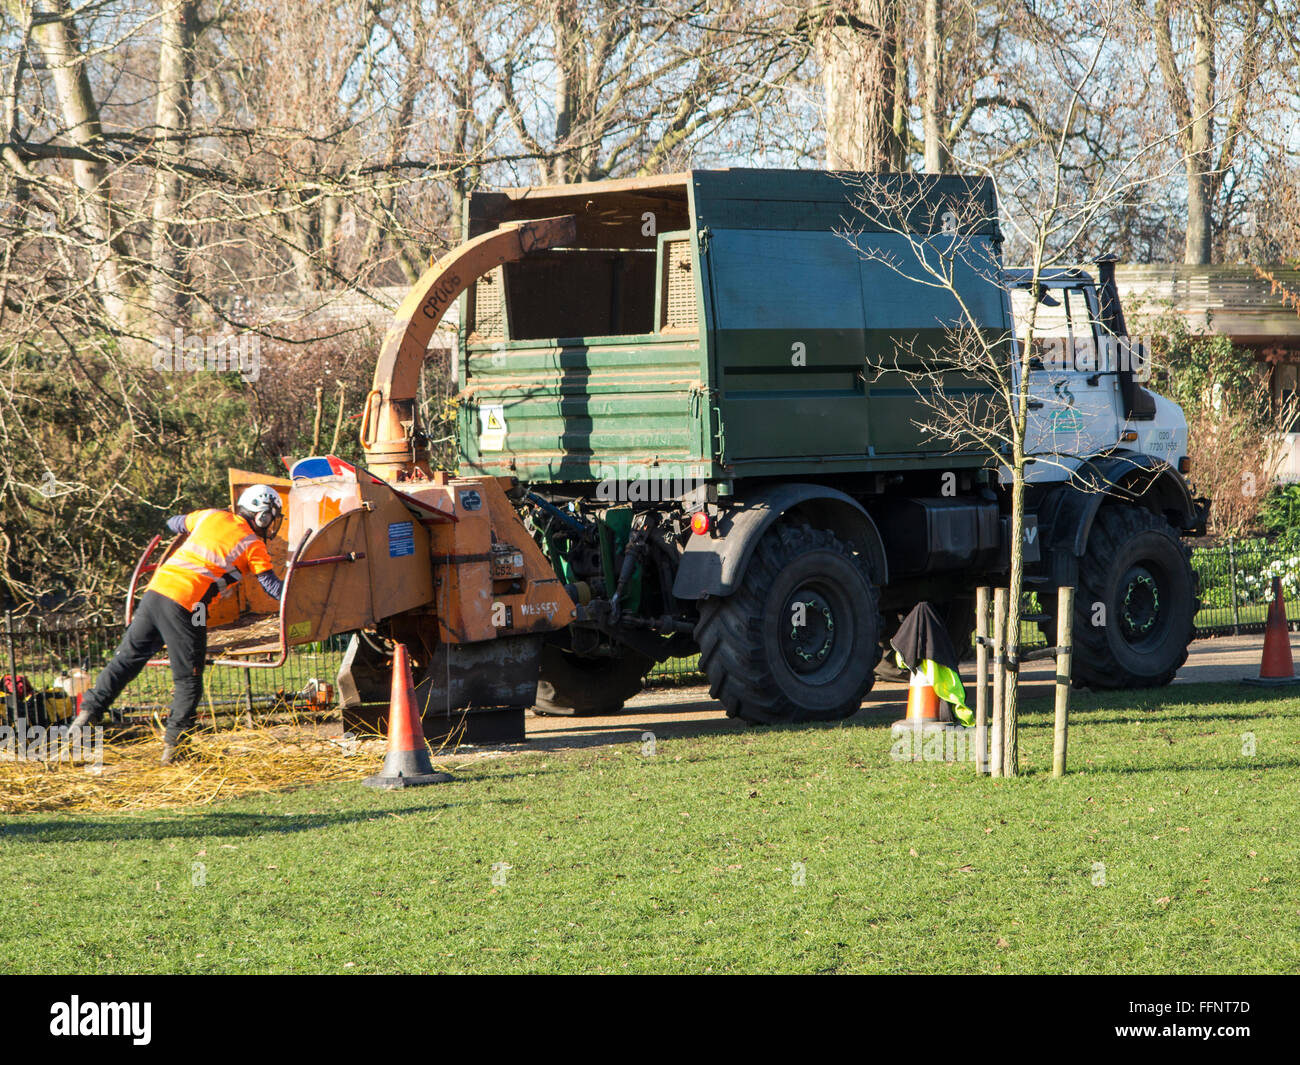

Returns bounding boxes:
[1178,456,1192,474]
[691,511,711,536]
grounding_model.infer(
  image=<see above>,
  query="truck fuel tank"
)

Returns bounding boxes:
[867,497,1001,578]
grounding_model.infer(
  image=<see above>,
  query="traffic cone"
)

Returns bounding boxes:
[905,667,953,723]
[1244,577,1300,686]
[891,666,958,760]
[891,666,956,736]
[363,643,453,788]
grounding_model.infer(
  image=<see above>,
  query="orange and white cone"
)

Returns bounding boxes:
[905,667,954,724]
[363,643,453,788]
[1245,577,1300,686]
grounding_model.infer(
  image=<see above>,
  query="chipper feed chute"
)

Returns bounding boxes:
[278,457,452,645]
[358,214,576,481]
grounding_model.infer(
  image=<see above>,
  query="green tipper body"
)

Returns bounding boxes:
[456,169,1010,486]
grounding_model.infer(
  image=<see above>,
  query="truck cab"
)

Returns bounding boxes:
[1005,265,1189,482]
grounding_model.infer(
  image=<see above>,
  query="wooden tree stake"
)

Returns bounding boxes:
[975,586,990,775]
[1052,585,1075,778]
[991,587,1007,779]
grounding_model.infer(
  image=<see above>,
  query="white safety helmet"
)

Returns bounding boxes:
[236,484,284,539]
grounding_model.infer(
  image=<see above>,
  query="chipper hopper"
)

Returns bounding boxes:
[128,461,575,716]
[282,459,574,714]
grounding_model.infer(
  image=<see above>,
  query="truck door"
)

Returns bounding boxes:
[1012,281,1121,463]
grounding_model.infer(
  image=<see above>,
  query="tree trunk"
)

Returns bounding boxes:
[150,0,200,330]
[31,0,131,329]
[549,0,580,183]
[922,0,946,174]
[822,0,901,171]
[1003,444,1024,777]
[1184,1,1216,264]
[891,7,909,170]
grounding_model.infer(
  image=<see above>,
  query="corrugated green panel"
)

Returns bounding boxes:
[717,327,1002,461]
[459,337,710,482]
[692,169,1000,237]
[707,225,1008,462]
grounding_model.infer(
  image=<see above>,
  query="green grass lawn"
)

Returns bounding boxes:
[1,681,1297,974]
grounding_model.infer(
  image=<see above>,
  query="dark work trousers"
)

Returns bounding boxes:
[81,589,208,744]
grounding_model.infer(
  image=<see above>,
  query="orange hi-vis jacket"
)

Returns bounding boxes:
[147,509,275,612]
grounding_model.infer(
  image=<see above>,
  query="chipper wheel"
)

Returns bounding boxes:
[695,523,881,725]
[532,643,656,716]
[1038,504,1197,689]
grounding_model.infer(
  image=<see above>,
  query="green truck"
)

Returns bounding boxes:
[450,169,1202,723]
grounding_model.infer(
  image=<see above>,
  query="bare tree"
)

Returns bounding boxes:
[1150,0,1267,264]
[845,5,1187,775]
[150,0,200,327]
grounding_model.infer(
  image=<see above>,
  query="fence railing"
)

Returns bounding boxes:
[2,534,1291,721]
[1,613,350,725]
[1190,537,1300,636]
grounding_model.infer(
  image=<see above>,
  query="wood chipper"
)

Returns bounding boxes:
[128,216,585,722]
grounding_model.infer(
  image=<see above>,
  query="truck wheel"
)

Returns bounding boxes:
[1043,505,1196,689]
[695,524,881,724]
[533,643,655,716]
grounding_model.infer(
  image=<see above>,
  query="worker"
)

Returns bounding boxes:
[71,485,285,764]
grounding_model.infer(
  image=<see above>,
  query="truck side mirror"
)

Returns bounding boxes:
[1131,337,1152,384]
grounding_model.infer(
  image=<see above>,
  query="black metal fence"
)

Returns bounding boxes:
[2,535,1292,722]
[1,613,350,725]
[1189,536,1300,635]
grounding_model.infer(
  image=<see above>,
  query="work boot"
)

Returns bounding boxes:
[160,735,193,765]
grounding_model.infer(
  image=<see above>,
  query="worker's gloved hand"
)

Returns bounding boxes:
[165,515,188,536]
[257,571,284,601]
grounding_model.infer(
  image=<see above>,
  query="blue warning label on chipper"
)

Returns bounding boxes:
[388,521,414,558]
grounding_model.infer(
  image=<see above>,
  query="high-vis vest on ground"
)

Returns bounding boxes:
[147,509,274,612]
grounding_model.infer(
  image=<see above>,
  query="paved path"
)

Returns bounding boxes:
[499,634,1268,756]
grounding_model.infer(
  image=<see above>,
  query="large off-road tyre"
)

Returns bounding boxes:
[1041,505,1196,689]
[939,596,977,662]
[695,524,881,725]
[532,643,656,716]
